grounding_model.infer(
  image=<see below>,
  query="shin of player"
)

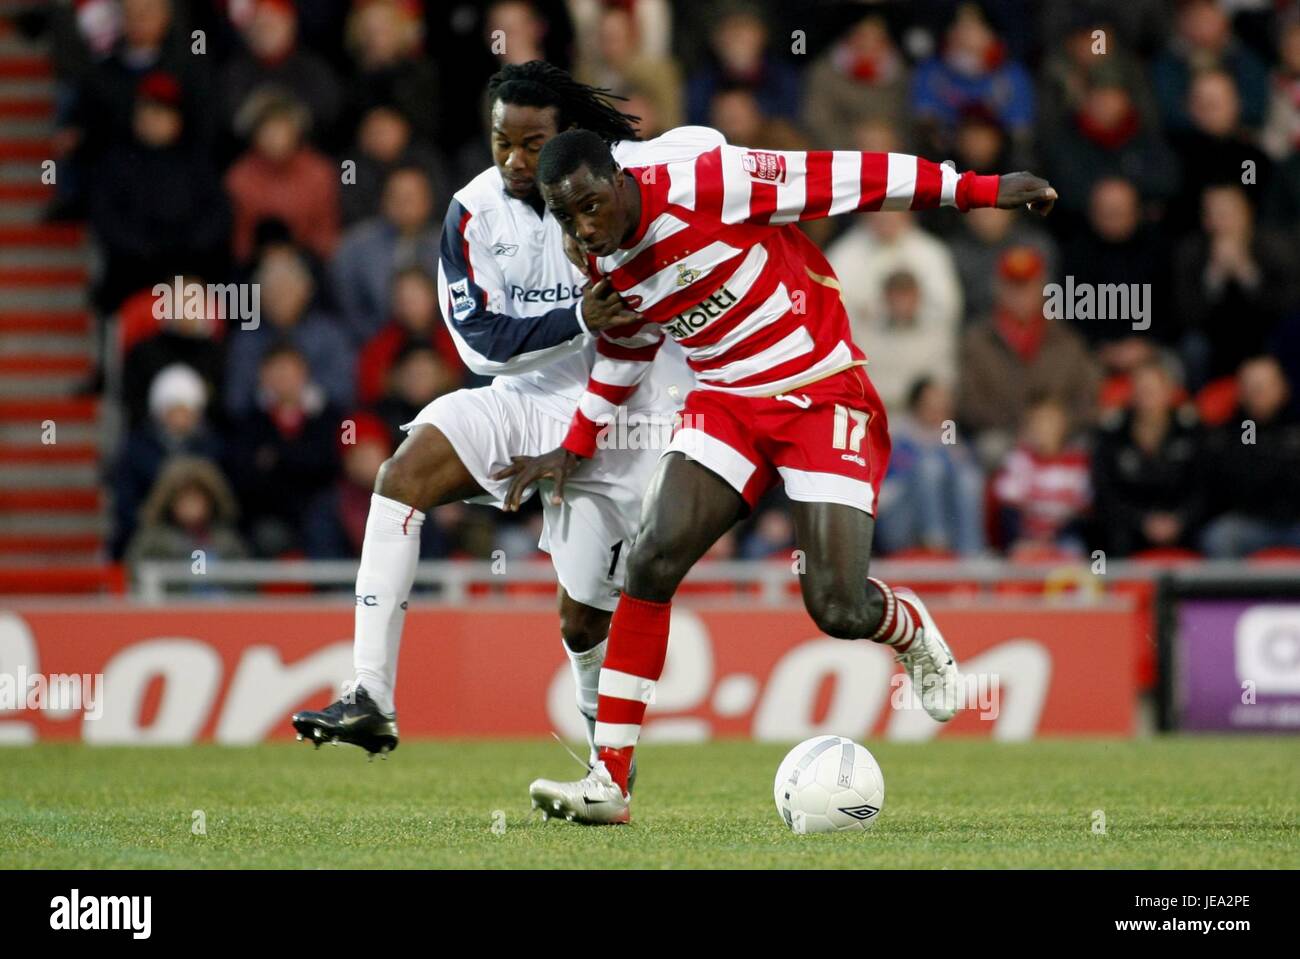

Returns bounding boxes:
[591,579,924,794]
[352,493,425,715]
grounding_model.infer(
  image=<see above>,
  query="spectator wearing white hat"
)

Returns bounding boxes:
[110,363,224,559]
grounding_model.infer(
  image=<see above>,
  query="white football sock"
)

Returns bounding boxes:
[566,637,607,760]
[352,493,425,716]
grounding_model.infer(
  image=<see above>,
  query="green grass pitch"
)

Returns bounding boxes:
[2,738,1297,869]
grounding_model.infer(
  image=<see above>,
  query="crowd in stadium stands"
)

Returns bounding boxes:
[38,0,1300,572]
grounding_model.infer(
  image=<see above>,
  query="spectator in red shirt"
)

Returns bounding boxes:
[225,90,340,265]
[993,397,1092,556]
[356,266,464,407]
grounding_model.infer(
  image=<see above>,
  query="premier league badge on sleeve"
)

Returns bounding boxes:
[448,278,475,320]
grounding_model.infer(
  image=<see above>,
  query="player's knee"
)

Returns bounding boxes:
[625,539,689,602]
[374,453,426,507]
[374,455,406,499]
[805,589,871,640]
[559,604,610,653]
[811,603,869,640]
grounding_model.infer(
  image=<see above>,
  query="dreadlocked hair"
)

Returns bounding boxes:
[486,60,641,143]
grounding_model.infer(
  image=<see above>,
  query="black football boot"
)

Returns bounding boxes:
[291,687,398,758]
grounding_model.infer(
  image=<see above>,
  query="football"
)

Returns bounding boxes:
[773,735,886,834]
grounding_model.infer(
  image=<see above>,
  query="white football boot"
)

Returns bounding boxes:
[893,587,960,722]
[530,760,631,825]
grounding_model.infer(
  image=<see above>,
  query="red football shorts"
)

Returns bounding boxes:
[665,365,891,515]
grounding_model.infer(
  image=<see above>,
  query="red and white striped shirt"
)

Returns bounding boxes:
[561,139,1000,456]
[993,445,1092,542]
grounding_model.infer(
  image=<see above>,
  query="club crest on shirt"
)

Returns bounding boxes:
[742,150,787,184]
[675,263,702,287]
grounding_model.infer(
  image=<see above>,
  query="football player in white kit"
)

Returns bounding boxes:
[291,62,718,770]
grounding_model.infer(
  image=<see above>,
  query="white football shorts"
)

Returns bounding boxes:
[403,380,674,611]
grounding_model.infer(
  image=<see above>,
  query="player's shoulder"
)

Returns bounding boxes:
[447,167,508,234]
[613,126,726,168]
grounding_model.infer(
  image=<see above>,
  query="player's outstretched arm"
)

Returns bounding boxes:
[686,143,1055,225]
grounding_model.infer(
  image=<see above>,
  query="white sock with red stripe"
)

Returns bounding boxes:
[866,577,919,653]
[352,493,425,716]
[594,593,672,792]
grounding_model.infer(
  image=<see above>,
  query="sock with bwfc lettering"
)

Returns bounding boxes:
[865,577,919,653]
[352,493,425,716]
[593,593,672,793]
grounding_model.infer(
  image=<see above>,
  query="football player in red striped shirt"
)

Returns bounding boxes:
[503,129,1056,823]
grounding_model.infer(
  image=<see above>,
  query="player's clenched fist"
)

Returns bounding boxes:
[580,277,642,332]
[995,172,1058,216]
